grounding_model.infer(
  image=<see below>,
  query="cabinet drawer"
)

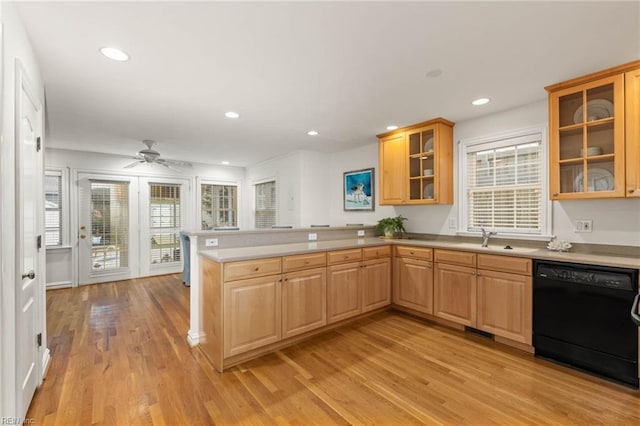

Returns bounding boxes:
[395,246,433,261]
[327,249,363,265]
[282,252,327,272]
[434,249,476,267]
[362,245,391,259]
[477,254,531,275]
[223,257,282,281]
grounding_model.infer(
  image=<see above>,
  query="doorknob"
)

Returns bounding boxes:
[22,270,35,280]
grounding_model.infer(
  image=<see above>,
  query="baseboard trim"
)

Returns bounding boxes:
[187,330,203,347]
[46,281,72,290]
[41,347,51,380]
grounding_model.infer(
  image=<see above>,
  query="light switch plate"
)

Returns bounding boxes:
[308,233,317,241]
[205,238,219,247]
[357,230,365,237]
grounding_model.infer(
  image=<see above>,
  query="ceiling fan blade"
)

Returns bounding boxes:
[124,161,142,168]
[157,161,180,172]
[162,159,193,167]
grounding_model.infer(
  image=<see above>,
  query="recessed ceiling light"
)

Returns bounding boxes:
[386,125,398,131]
[100,47,129,62]
[221,161,230,165]
[307,130,319,136]
[472,97,490,106]
[225,111,239,119]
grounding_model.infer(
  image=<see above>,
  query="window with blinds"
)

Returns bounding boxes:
[201,184,238,229]
[463,131,545,235]
[45,171,63,246]
[91,181,129,270]
[150,183,181,264]
[254,180,276,228]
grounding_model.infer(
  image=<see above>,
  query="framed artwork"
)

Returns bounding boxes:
[343,168,375,211]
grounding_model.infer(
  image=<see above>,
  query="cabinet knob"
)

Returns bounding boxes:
[552,192,559,197]
[427,262,432,268]
[304,260,310,264]
[254,267,259,271]
[410,251,415,255]
[629,188,636,194]
[477,272,481,277]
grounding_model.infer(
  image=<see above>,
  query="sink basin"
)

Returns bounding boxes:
[450,243,539,254]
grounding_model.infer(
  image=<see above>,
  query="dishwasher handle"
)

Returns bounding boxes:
[632,294,640,327]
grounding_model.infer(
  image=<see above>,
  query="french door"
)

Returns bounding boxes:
[77,174,188,285]
[78,174,138,284]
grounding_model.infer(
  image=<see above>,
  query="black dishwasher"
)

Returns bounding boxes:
[533,259,639,387]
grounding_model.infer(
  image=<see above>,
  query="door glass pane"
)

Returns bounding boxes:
[150,183,181,264]
[90,181,129,270]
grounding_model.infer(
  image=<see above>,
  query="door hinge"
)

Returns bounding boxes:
[37,333,42,347]
[36,136,42,152]
[37,235,42,249]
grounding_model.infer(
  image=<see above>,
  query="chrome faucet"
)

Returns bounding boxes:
[481,227,497,247]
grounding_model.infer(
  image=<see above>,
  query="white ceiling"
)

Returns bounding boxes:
[15,1,640,167]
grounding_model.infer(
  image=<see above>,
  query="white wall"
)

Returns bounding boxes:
[328,143,397,226]
[1,1,45,418]
[244,151,301,227]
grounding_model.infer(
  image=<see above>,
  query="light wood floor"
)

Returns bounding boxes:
[28,274,640,425]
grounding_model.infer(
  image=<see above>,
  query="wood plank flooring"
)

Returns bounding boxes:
[28,274,640,425]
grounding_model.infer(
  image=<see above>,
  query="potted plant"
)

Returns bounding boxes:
[376,215,407,238]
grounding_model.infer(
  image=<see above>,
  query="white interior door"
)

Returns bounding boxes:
[15,64,43,417]
[77,174,138,284]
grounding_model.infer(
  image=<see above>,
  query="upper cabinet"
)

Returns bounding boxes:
[378,118,454,205]
[625,68,640,197]
[546,60,640,200]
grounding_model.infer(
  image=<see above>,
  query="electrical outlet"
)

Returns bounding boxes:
[308,233,317,241]
[357,230,365,237]
[574,220,593,233]
[205,238,218,247]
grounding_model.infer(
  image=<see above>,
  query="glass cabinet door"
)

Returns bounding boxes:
[552,75,623,198]
[408,126,435,201]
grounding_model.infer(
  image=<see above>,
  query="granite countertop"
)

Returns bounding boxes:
[199,238,640,269]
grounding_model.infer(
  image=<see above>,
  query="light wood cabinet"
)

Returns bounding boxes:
[393,257,433,314]
[626,67,640,197]
[378,118,454,205]
[282,252,326,272]
[327,247,392,322]
[546,60,640,200]
[223,274,282,357]
[282,267,326,339]
[362,258,391,312]
[433,262,477,327]
[327,261,362,323]
[476,268,532,344]
[395,245,432,261]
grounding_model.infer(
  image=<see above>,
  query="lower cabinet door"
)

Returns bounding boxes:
[223,275,282,357]
[362,258,391,312]
[327,262,362,323]
[477,269,532,344]
[433,262,477,327]
[282,267,327,339]
[393,257,433,314]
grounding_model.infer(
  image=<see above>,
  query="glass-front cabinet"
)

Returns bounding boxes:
[548,74,625,199]
[378,118,454,205]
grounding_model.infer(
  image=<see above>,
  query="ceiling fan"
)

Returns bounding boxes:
[124,140,192,170]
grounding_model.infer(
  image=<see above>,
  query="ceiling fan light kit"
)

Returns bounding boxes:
[124,140,192,171]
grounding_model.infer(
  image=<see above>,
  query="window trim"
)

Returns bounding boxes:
[45,167,70,248]
[252,177,277,229]
[457,125,551,239]
[196,177,241,230]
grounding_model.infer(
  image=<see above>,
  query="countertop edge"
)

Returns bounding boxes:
[198,238,640,269]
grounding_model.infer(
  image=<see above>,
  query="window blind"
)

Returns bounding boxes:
[201,184,238,229]
[45,171,63,246]
[150,183,181,264]
[467,140,542,234]
[90,180,129,270]
[255,180,276,228]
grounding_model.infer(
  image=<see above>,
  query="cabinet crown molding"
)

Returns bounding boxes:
[545,59,640,93]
